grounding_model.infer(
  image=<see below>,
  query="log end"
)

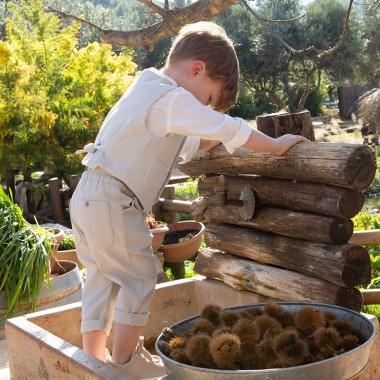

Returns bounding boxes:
[342,245,371,286]
[335,287,363,312]
[339,190,365,219]
[329,218,354,244]
[345,145,377,190]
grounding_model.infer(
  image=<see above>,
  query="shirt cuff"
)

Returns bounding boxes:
[223,119,252,154]
[178,136,201,164]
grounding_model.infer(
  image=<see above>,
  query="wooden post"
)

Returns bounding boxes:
[161,185,185,279]
[48,178,64,224]
[68,174,80,195]
[161,185,178,225]
[165,262,186,280]
[5,169,17,196]
[256,110,315,141]
[349,230,380,246]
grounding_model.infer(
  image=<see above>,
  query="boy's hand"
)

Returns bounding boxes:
[274,134,310,156]
[243,129,310,155]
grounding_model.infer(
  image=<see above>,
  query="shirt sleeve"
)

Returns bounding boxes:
[179,136,201,163]
[146,88,253,154]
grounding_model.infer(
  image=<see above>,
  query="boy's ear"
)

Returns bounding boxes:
[189,60,206,78]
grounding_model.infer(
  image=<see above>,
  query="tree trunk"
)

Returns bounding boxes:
[256,110,315,141]
[203,205,353,244]
[194,248,363,312]
[198,175,365,219]
[178,142,376,191]
[204,223,371,287]
[5,169,17,195]
[48,178,64,225]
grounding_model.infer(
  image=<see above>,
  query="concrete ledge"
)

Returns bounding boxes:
[5,277,380,380]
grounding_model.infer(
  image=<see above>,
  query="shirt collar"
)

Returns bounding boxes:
[148,67,178,87]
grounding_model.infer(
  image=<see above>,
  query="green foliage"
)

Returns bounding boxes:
[0,186,54,319]
[353,212,380,231]
[165,260,197,281]
[359,10,380,86]
[353,211,380,287]
[362,305,380,322]
[228,90,276,120]
[0,0,137,179]
[364,155,380,200]
[304,89,327,117]
[175,179,199,201]
[217,0,365,113]
[59,233,76,250]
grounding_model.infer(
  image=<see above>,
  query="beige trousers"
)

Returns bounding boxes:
[69,167,157,335]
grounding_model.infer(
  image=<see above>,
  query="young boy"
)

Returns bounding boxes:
[70,21,308,379]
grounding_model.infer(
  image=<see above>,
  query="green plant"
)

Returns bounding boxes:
[0,0,137,179]
[175,179,199,201]
[0,187,54,319]
[59,234,76,251]
[363,305,380,322]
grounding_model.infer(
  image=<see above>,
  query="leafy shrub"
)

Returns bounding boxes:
[58,234,76,251]
[304,89,326,117]
[353,212,380,287]
[228,91,276,120]
[0,0,137,179]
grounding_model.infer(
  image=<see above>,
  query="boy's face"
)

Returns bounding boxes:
[184,60,224,110]
[191,74,224,110]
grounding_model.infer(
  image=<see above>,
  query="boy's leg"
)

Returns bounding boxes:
[111,322,142,364]
[83,330,108,361]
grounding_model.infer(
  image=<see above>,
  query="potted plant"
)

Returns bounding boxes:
[159,220,205,263]
[0,186,55,318]
[145,212,169,252]
[57,233,83,268]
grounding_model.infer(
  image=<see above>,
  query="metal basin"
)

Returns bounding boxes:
[155,302,376,380]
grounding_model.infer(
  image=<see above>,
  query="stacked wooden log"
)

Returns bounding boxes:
[179,114,376,312]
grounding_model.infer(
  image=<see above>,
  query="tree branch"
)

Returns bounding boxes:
[260,15,306,23]
[239,0,354,58]
[46,0,238,51]
[368,0,379,11]
[137,0,168,17]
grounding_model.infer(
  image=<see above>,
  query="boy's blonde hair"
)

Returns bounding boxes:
[166,21,239,113]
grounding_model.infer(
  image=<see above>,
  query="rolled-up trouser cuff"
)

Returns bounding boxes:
[114,309,149,326]
[81,319,113,336]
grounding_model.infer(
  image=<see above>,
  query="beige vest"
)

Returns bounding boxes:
[80,69,186,212]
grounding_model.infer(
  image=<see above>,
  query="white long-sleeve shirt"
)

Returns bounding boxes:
[146,69,253,163]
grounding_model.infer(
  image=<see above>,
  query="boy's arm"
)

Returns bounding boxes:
[243,129,309,155]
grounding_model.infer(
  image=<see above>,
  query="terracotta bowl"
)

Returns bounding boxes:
[151,225,170,252]
[159,221,205,263]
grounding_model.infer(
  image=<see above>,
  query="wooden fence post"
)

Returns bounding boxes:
[68,174,80,195]
[48,178,64,225]
[161,185,185,280]
[161,185,178,225]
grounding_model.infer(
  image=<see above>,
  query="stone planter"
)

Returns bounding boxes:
[4,277,380,380]
[159,221,205,262]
